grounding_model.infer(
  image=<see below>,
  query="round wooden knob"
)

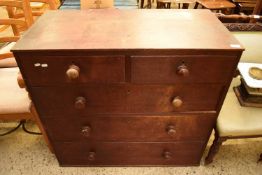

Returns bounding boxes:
[172,96,183,108]
[177,64,189,76]
[66,65,80,80]
[166,125,176,136]
[75,96,86,109]
[163,151,172,159]
[88,151,96,161]
[81,126,91,137]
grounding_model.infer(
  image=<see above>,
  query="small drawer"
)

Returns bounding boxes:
[54,141,205,166]
[43,114,215,142]
[19,55,125,86]
[31,84,223,116]
[131,55,237,84]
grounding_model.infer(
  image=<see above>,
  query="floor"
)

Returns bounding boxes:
[1,2,262,175]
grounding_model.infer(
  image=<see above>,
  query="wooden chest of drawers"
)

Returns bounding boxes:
[12,9,244,166]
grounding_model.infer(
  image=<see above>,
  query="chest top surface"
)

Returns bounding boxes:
[12,9,244,51]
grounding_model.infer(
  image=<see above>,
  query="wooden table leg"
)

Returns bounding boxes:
[194,2,199,9]
[141,0,144,8]
[182,3,189,9]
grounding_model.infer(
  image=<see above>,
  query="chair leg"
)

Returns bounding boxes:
[30,104,54,153]
[258,153,262,162]
[205,130,227,165]
[194,2,199,9]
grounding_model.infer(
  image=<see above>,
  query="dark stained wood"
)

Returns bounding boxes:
[12,10,244,51]
[54,141,206,166]
[13,10,244,166]
[18,55,126,86]
[131,55,238,84]
[253,0,262,14]
[42,114,216,142]
[196,0,236,10]
[30,84,223,116]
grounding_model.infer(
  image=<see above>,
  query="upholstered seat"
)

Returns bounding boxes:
[0,42,17,68]
[217,77,262,137]
[0,67,30,115]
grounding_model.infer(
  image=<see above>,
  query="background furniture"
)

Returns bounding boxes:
[12,10,243,166]
[0,0,33,68]
[205,76,262,164]
[195,0,236,13]
[80,0,114,9]
[231,0,258,14]
[156,0,171,8]
[0,0,53,152]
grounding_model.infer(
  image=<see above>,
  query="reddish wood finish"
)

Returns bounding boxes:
[54,141,206,166]
[131,55,237,84]
[18,55,126,86]
[12,10,243,51]
[12,10,243,166]
[42,114,216,142]
[30,84,223,116]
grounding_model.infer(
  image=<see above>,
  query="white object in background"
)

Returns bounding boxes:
[238,62,262,88]
[80,0,114,9]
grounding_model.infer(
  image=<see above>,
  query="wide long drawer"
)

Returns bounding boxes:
[18,55,126,86]
[54,141,205,166]
[43,114,215,142]
[32,84,223,116]
[131,55,237,84]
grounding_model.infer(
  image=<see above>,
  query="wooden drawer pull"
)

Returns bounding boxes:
[75,96,86,109]
[172,96,183,108]
[66,64,80,80]
[81,126,91,137]
[88,151,96,161]
[163,151,172,159]
[166,125,176,136]
[177,64,189,76]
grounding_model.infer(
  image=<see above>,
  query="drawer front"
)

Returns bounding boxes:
[54,141,205,166]
[32,84,223,116]
[131,55,237,84]
[19,55,125,86]
[43,114,215,142]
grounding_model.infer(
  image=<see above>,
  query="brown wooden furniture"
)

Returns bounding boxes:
[157,0,171,8]
[0,0,33,68]
[175,0,196,8]
[29,0,57,16]
[205,77,262,164]
[231,0,258,14]
[140,0,152,8]
[195,0,236,13]
[0,0,53,152]
[12,9,243,166]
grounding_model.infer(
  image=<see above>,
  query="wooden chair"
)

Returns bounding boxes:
[0,0,33,68]
[0,0,53,153]
[205,77,262,164]
[29,0,58,16]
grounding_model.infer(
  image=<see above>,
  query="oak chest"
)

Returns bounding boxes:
[12,9,244,166]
